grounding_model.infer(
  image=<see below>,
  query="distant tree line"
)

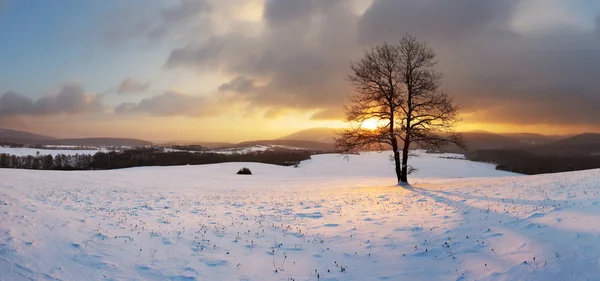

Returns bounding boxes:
[0,148,312,170]
[466,149,600,175]
[170,145,208,152]
[0,153,93,170]
[0,142,105,150]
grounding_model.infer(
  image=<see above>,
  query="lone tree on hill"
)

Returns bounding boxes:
[335,35,464,184]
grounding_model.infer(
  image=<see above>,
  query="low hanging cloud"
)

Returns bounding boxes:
[114,90,208,117]
[117,77,150,94]
[0,82,103,116]
[158,0,600,127]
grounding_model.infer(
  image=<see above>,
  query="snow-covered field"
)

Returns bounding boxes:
[0,144,301,157]
[0,146,106,156]
[1,152,599,280]
[207,145,302,154]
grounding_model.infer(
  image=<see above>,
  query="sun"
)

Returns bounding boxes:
[361,118,380,130]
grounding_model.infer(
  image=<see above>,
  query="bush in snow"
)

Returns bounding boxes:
[237,167,252,175]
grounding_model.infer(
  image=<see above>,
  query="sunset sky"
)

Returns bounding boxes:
[2,0,600,142]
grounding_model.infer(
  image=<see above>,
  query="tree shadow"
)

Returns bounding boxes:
[408,185,600,280]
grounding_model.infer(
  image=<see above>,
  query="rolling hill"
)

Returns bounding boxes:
[0,128,152,147]
[233,139,335,152]
[0,128,55,143]
[279,128,567,152]
[549,133,600,146]
[278,127,336,143]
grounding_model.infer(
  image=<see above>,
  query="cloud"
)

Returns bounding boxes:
[166,0,359,114]
[117,77,150,94]
[357,0,517,42]
[0,82,103,116]
[0,91,34,116]
[103,0,212,48]
[161,0,212,24]
[310,108,345,121]
[217,76,257,93]
[160,0,600,127]
[114,90,209,117]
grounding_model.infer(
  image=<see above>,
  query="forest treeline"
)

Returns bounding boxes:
[0,148,312,170]
[465,149,600,175]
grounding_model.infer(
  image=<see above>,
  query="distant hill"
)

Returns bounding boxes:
[278,128,336,143]
[0,128,151,147]
[161,141,233,148]
[466,133,600,175]
[462,132,524,150]
[530,133,600,156]
[234,139,335,152]
[279,128,565,153]
[0,128,55,143]
[500,133,564,145]
[550,133,600,146]
[434,131,526,153]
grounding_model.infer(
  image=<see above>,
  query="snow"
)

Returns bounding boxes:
[163,145,301,154]
[1,151,599,280]
[0,146,106,156]
[207,145,301,154]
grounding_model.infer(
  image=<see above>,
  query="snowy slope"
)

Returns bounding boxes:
[0,146,105,156]
[1,152,598,280]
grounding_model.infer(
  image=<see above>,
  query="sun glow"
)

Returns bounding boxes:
[361,118,381,130]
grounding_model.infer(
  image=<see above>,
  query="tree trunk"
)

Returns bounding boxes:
[400,140,410,183]
[393,149,402,183]
[390,138,402,183]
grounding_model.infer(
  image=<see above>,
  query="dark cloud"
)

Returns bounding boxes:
[114,90,208,117]
[354,0,600,126]
[0,91,34,115]
[166,0,358,114]
[262,0,315,25]
[117,77,150,94]
[161,0,600,127]
[0,83,103,116]
[358,0,517,42]
[464,97,600,125]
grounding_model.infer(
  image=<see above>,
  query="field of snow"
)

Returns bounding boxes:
[1,152,600,280]
[207,145,302,154]
[0,146,106,156]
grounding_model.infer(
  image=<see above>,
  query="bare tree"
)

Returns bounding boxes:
[335,35,464,184]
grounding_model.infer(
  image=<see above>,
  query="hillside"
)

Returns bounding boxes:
[0,128,55,143]
[501,132,564,145]
[161,141,233,148]
[434,131,526,153]
[0,128,152,147]
[278,127,336,143]
[234,139,335,152]
[280,128,566,153]
[549,133,600,146]
[464,133,600,174]
[3,152,600,280]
